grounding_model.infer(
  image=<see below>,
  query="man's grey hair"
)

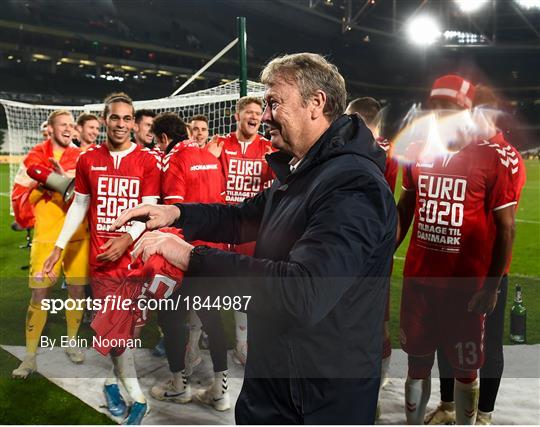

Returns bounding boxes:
[260,53,347,123]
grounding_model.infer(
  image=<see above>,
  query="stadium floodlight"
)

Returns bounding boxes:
[443,30,486,44]
[406,15,441,46]
[454,0,489,13]
[514,0,540,9]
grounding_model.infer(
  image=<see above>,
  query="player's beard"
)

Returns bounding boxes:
[52,133,72,148]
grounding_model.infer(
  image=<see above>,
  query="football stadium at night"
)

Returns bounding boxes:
[0,1,538,425]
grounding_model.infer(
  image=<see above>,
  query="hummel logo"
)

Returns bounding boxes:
[406,402,417,412]
[496,146,513,157]
[225,150,238,155]
[416,162,433,168]
[91,166,107,171]
[500,156,519,174]
[465,409,475,418]
[500,157,519,167]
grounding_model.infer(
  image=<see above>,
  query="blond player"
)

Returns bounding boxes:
[12,110,90,379]
[192,97,273,368]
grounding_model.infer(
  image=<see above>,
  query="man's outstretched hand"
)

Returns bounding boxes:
[110,204,181,232]
[131,230,193,271]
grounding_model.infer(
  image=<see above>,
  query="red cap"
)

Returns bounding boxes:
[429,74,475,109]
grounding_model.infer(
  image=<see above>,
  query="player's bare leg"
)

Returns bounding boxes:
[12,287,50,379]
[405,354,434,424]
[64,284,85,364]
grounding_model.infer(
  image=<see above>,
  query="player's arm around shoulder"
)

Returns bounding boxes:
[206,134,225,158]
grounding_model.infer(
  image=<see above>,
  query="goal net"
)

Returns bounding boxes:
[1,79,266,208]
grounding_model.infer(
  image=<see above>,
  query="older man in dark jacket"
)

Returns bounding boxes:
[112,53,397,424]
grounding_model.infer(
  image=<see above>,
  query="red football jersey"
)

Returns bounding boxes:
[216,132,274,204]
[91,228,184,355]
[377,137,399,193]
[402,139,518,289]
[162,140,225,205]
[484,132,526,275]
[75,143,161,271]
[162,141,226,250]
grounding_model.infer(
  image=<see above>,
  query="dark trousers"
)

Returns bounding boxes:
[438,276,508,412]
[235,377,380,425]
[158,290,228,373]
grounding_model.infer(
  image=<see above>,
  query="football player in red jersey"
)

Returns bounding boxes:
[75,113,100,151]
[204,96,274,366]
[346,97,398,192]
[149,112,231,411]
[133,109,156,149]
[396,75,517,425]
[42,92,161,424]
[189,114,210,148]
[346,97,399,417]
[426,85,526,425]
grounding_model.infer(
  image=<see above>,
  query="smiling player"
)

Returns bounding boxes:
[200,96,274,366]
[42,92,161,424]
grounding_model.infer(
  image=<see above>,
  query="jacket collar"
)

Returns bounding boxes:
[266,114,383,183]
[266,150,294,183]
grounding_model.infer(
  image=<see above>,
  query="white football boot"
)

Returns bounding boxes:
[195,370,230,411]
[150,370,191,404]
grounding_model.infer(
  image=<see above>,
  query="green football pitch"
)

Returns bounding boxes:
[0,160,538,423]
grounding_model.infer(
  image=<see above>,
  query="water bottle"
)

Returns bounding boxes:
[510,285,526,344]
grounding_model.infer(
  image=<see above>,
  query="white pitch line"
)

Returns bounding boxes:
[509,273,540,281]
[393,256,538,280]
[516,218,540,224]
